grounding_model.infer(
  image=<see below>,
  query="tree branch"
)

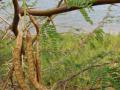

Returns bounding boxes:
[12,0,20,36]
[12,0,120,36]
[20,0,120,16]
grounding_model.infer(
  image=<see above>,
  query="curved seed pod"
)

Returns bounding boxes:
[33,37,41,83]
[13,31,29,90]
[26,31,45,90]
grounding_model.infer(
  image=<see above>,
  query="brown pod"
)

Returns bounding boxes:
[26,31,45,90]
[34,39,41,83]
[13,32,29,90]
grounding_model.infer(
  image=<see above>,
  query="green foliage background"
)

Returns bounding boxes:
[1,28,120,89]
[0,0,120,90]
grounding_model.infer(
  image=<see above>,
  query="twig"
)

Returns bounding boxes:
[28,15,40,44]
[52,62,118,90]
[57,0,64,7]
[0,15,10,25]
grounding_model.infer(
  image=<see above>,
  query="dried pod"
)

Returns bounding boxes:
[26,31,45,90]
[13,31,29,90]
[33,39,41,83]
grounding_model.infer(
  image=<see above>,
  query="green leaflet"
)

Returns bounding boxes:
[22,0,27,26]
[80,8,93,24]
[86,28,104,49]
[67,0,96,24]
[67,0,96,8]
[41,22,60,50]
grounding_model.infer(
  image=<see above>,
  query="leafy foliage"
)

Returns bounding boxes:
[0,40,13,62]
[0,39,13,80]
[80,8,93,24]
[1,29,120,89]
[39,28,120,89]
[67,0,96,24]
[67,0,96,8]
[41,22,61,50]
[1,0,120,90]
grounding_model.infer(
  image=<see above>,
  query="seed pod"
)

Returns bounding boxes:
[34,38,41,83]
[26,31,45,90]
[13,31,29,90]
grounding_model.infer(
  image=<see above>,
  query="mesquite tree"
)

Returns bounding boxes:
[1,0,120,90]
